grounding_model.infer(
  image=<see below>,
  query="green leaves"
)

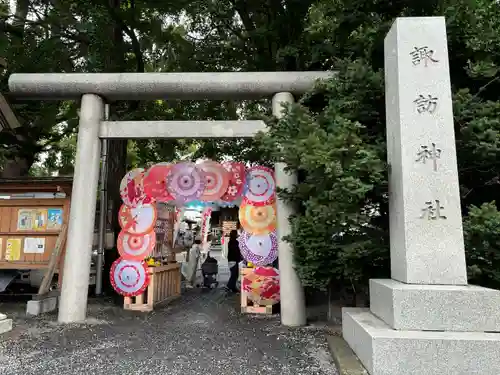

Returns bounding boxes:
[464,202,500,289]
[262,61,387,290]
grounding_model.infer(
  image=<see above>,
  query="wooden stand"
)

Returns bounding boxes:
[240,267,273,315]
[123,263,181,312]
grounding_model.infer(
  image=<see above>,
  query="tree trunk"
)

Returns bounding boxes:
[101,0,139,299]
[104,0,128,238]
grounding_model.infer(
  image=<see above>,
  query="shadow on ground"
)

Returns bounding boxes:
[0,289,338,375]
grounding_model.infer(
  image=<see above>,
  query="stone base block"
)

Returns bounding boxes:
[342,308,500,375]
[0,314,12,334]
[369,279,500,332]
[26,296,58,316]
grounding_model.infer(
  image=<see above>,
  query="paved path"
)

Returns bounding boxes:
[0,288,338,375]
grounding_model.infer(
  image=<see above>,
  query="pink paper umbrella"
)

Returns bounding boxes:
[166,162,206,205]
[199,160,230,202]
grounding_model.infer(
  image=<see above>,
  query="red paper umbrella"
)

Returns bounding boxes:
[199,160,230,202]
[166,162,205,204]
[120,168,152,207]
[220,162,246,202]
[243,166,276,206]
[110,258,150,297]
[118,203,157,235]
[117,229,156,261]
[143,163,174,202]
[241,266,280,306]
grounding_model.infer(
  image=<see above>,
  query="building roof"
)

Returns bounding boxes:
[0,176,73,194]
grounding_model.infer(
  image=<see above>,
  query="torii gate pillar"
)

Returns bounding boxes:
[273,92,306,326]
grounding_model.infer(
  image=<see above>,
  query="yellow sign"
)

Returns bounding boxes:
[33,209,47,231]
[5,239,21,261]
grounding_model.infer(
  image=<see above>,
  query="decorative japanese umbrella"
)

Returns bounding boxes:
[239,201,277,235]
[110,258,150,297]
[198,160,230,202]
[166,162,205,205]
[220,162,246,202]
[243,166,276,206]
[120,168,152,207]
[143,162,174,202]
[238,230,278,266]
[241,266,280,306]
[117,229,156,261]
[118,203,157,235]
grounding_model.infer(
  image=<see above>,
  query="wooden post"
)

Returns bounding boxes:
[38,224,68,295]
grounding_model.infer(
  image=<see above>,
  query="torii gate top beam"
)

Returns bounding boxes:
[8,71,332,101]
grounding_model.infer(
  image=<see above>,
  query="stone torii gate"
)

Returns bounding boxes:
[8,71,331,326]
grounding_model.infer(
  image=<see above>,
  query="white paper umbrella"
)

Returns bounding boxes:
[118,203,157,235]
[239,230,278,266]
[244,166,276,206]
[110,259,150,297]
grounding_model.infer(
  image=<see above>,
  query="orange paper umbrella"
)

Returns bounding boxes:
[118,203,157,235]
[117,229,156,261]
[199,160,230,202]
[239,201,276,235]
[143,163,174,202]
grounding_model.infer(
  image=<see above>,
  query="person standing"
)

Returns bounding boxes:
[226,230,242,293]
[185,237,202,288]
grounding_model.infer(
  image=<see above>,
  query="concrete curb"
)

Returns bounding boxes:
[326,334,368,375]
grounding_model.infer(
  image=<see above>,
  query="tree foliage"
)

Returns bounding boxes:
[264,0,500,292]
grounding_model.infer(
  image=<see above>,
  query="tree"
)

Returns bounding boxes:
[0,0,77,176]
[263,0,500,295]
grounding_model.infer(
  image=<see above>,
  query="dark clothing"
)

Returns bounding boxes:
[227,239,242,263]
[227,263,239,292]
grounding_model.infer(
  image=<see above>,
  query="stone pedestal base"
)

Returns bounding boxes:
[343,308,500,375]
[0,313,12,334]
[369,279,500,332]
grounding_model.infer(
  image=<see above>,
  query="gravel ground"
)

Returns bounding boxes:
[0,288,338,375]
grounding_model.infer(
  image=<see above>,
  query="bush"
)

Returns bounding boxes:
[262,60,390,292]
[464,202,500,289]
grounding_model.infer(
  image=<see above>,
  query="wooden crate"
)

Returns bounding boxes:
[124,263,181,312]
[240,267,273,315]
